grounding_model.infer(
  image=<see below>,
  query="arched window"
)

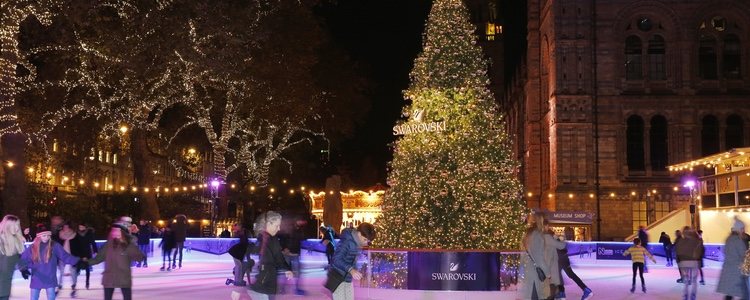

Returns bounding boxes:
[726,114,744,149]
[699,35,718,79]
[724,34,741,79]
[648,35,666,80]
[627,115,645,171]
[625,36,643,80]
[650,115,668,171]
[702,115,720,155]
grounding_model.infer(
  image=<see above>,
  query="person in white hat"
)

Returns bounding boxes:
[717,217,749,300]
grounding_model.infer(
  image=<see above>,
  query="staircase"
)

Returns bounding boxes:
[624,207,691,242]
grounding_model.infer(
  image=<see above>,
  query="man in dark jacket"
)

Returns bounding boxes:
[172,214,188,269]
[675,230,684,283]
[675,228,702,300]
[70,223,97,292]
[226,223,253,286]
[556,236,593,300]
[659,231,673,267]
[136,220,151,268]
[321,226,336,268]
[329,223,376,300]
[637,226,649,272]
[282,219,307,295]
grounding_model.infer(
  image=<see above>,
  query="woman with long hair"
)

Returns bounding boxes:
[0,215,26,300]
[520,212,553,300]
[19,229,82,300]
[247,211,293,300]
[87,225,145,300]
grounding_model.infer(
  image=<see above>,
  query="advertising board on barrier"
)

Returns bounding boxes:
[407,252,500,291]
[595,242,634,260]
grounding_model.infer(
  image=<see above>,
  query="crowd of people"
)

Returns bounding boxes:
[520,212,750,300]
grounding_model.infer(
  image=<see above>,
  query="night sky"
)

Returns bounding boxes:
[314,0,526,188]
[315,0,433,187]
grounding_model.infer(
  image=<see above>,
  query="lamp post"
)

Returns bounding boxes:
[684,179,697,229]
[209,179,221,237]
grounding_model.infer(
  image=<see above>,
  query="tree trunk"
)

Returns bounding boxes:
[1,133,28,226]
[131,128,160,221]
[323,175,343,234]
[212,145,228,218]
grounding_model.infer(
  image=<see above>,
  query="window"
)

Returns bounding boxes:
[52,140,58,152]
[654,201,670,221]
[702,115,720,155]
[113,154,118,165]
[648,35,666,80]
[632,200,647,233]
[726,114,744,149]
[724,34,741,79]
[650,115,668,171]
[98,150,103,162]
[105,152,110,163]
[699,35,718,79]
[625,36,643,80]
[627,115,645,171]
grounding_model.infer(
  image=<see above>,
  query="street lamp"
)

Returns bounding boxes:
[684,179,697,228]
[209,179,222,237]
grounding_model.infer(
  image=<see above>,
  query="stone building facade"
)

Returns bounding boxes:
[504,0,750,240]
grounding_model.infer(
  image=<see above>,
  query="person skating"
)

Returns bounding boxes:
[158,225,176,271]
[18,229,84,300]
[86,225,145,300]
[554,235,593,300]
[70,223,98,295]
[320,226,336,269]
[135,220,151,268]
[172,214,188,269]
[637,226,650,273]
[675,230,685,283]
[281,219,307,295]
[659,231,673,267]
[226,223,253,286]
[328,222,376,300]
[247,211,294,300]
[56,222,77,293]
[623,238,656,293]
[696,229,705,285]
[542,228,565,300]
[521,212,552,300]
[717,217,749,300]
[0,215,26,300]
[675,227,702,300]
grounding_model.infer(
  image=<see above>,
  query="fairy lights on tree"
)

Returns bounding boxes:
[374,0,528,250]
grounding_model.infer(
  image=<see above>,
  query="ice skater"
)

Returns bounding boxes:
[555,235,593,300]
[70,223,98,296]
[86,225,145,300]
[18,229,84,300]
[247,211,294,300]
[623,237,656,293]
[675,227,702,300]
[0,215,26,300]
[159,224,176,271]
[659,231,673,267]
[226,223,253,286]
[327,222,376,300]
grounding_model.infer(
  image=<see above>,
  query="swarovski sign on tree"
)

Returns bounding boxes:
[375,0,528,250]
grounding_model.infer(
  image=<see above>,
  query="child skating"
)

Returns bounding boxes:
[623,237,656,294]
[18,230,84,300]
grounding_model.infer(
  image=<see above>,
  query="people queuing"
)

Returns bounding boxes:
[623,237,656,293]
[0,215,26,300]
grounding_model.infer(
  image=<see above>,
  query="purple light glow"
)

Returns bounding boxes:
[683,180,696,188]
[211,180,220,188]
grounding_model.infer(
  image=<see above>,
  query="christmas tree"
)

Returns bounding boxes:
[376,0,528,250]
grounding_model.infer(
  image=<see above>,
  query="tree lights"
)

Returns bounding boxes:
[374,0,528,250]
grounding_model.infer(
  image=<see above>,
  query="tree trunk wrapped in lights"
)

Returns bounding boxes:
[375,0,528,250]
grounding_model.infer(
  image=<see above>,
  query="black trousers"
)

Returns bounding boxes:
[104,288,132,300]
[558,266,588,292]
[632,262,645,287]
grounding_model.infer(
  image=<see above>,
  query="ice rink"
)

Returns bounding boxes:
[5,247,731,300]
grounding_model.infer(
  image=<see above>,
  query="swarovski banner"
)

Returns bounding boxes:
[407,251,500,291]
